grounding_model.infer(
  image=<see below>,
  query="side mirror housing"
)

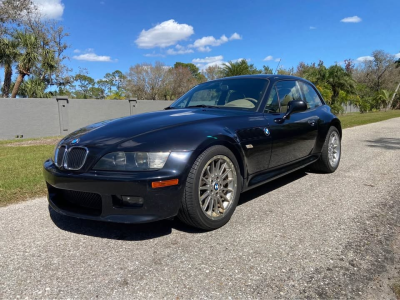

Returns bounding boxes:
[283,100,307,120]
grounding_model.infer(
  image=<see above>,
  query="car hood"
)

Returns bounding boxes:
[61,108,246,147]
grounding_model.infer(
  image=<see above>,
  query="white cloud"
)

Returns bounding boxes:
[73,49,116,62]
[166,48,194,55]
[229,33,242,40]
[33,0,64,19]
[394,53,400,59]
[340,16,362,23]
[356,56,374,62]
[198,46,212,52]
[275,58,281,62]
[192,55,225,70]
[135,19,194,48]
[143,53,165,57]
[73,49,81,53]
[189,33,241,52]
[191,35,228,48]
[231,58,245,63]
[309,26,316,30]
[263,55,273,61]
[192,56,224,64]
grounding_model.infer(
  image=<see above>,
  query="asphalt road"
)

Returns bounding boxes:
[1,118,400,299]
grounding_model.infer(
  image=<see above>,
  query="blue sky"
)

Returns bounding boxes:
[35,0,400,79]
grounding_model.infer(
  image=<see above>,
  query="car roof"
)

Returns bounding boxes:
[208,74,313,84]
[218,74,303,80]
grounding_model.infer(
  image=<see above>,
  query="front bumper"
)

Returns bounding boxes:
[43,157,190,223]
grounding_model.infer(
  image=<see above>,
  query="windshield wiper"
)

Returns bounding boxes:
[164,106,176,110]
[187,104,220,109]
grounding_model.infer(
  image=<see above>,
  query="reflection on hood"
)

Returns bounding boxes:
[64,118,121,140]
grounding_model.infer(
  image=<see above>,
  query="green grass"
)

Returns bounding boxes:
[0,111,400,207]
[0,138,56,207]
[391,281,400,300]
[339,110,400,129]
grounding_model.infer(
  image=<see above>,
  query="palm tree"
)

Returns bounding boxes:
[376,89,392,111]
[17,77,48,98]
[0,37,19,97]
[40,48,57,85]
[326,65,356,104]
[221,60,250,77]
[10,31,39,98]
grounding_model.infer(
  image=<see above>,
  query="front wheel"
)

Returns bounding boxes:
[178,146,241,230]
[310,126,341,173]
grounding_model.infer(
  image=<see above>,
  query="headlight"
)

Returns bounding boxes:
[93,152,170,171]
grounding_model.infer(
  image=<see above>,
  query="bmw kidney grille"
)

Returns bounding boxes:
[55,146,88,170]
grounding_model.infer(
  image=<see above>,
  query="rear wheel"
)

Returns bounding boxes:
[310,126,341,173]
[178,146,241,230]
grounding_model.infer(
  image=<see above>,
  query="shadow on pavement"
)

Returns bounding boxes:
[239,169,308,206]
[50,170,308,240]
[365,138,400,150]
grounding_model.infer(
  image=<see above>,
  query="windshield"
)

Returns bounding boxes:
[170,78,269,111]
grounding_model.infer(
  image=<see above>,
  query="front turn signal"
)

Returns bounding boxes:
[151,179,179,188]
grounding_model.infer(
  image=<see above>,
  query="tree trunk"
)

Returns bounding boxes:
[1,65,12,97]
[11,73,25,98]
[386,82,400,110]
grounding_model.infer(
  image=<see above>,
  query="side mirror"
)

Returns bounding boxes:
[283,100,307,120]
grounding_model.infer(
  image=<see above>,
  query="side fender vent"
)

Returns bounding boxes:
[236,128,265,142]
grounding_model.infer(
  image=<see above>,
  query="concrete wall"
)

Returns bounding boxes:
[0,97,360,140]
[0,98,61,140]
[342,102,360,113]
[0,98,170,140]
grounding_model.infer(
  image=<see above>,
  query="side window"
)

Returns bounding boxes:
[264,86,280,113]
[274,80,302,113]
[175,95,190,108]
[299,81,323,109]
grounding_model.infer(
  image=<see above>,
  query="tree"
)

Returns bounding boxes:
[174,62,201,79]
[96,79,110,97]
[326,65,355,104]
[167,66,198,99]
[88,86,106,99]
[34,21,70,88]
[277,66,294,75]
[106,90,126,100]
[262,65,273,74]
[202,65,222,81]
[0,0,36,35]
[10,31,40,98]
[103,70,126,93]
[125,61,170,100]
[354,50,399,92]
[248,63,262,74]
[376,89,392,111]
[0,37,19,97]
[16,76,49,98]
[344,59,355,74]
[221,59,251,77]
[74,73,95,98]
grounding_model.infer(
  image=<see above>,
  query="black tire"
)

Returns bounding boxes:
[310,126,341,173]
[178,145,242,230]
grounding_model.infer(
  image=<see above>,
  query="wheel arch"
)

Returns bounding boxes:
[330,118,342,139]
[194,137,246,190]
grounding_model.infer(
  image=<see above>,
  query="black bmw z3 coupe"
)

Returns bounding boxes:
[44,75,342,230]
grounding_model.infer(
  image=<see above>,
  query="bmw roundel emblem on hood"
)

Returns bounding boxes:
[264,128,270,136]
[71,138,80,145]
